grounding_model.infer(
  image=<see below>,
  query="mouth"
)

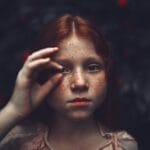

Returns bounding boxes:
[67,97,92,107]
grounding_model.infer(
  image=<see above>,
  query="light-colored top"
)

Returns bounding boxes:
[0,122,138,150]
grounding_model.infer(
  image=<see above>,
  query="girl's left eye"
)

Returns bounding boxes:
[87,64,102,72]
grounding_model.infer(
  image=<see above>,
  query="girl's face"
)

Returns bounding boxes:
[47,35,107,120]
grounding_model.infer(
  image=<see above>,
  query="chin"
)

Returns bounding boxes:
[68,111,93,121]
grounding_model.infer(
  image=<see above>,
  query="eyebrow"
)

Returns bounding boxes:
[54,58,72,64]
[84,57,104,64]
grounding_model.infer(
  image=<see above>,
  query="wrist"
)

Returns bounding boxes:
[5,102,26,121]
[0,102,24,141]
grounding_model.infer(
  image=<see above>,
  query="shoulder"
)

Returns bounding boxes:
[100,125,138,150]
[0,120,47,149]
[115,130,138,150]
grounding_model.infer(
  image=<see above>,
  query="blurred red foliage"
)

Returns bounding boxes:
[117,0,128,8]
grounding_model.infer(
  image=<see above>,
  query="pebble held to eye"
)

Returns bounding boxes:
[0,14,138,150]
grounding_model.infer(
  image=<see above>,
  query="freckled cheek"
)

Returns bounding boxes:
[51,78,69,96]
[92,80,107,92]
[91,74,107,95]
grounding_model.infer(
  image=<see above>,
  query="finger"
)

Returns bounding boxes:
[37,62,63,85]
[28,47,59,61]
[23,58,50,78]
[26,59,63,75]
[35,73,63,102]
[46,60,63,70]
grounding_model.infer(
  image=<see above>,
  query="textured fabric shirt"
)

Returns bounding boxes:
[0,122,138,150]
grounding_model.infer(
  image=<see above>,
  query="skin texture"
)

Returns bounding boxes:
[11,47,64,117]
[42,34,109,150]
[0,35,138,150]
[0,14,138,149]
[0,34,109,149]
[47,34,107,121]
[0,47,64,140]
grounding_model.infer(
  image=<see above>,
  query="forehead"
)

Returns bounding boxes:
[53,35,102,61]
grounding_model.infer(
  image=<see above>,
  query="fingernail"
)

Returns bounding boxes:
[58,65,63,69]
[53,47,59,50]
[45,58,50,61]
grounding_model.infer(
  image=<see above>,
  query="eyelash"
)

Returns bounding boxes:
[60,63,102,74]
[86,63,102,72]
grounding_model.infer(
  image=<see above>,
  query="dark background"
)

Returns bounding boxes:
[0,0,150,149]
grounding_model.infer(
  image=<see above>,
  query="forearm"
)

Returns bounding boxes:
[0,102,22,141]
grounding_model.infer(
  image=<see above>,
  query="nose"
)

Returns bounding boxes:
[70,69,89,92]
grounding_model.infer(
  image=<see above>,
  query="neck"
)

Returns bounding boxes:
[48,113,98,138]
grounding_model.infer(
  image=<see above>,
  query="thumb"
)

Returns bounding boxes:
[35,73,63,102]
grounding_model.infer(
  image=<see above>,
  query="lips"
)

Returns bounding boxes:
[69,98,91,102]
[67,97,92,107]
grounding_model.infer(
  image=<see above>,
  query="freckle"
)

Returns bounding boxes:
[60,85,66,91]
[68,42,74,46]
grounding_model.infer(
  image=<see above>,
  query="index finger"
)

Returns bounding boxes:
[28,47,59,61]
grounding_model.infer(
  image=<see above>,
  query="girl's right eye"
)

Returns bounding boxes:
[61,66,71,74]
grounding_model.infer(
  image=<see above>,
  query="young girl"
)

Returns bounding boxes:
[0,14,138,150]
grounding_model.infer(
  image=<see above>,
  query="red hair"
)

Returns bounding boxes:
[32,14,121,130]
[35,14,112,90]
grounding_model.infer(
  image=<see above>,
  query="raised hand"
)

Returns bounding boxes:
[9,47,63,118]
